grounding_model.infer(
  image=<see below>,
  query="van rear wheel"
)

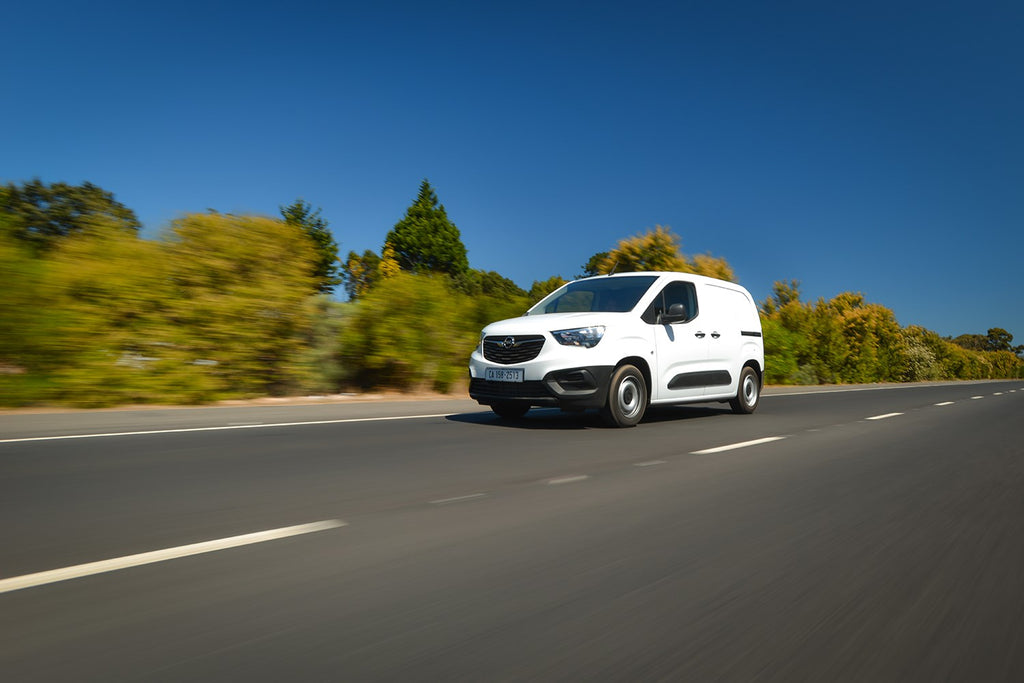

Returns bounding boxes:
[601,364,647,427]
[729,366,760,414]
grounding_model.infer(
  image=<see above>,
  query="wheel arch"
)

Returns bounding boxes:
[743,359,763,389]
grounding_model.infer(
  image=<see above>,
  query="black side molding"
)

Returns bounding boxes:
[668,370,732,390]
[741,331,762,337]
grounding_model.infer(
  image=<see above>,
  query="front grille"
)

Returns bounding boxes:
[469,378,553,402]
[483,335,545,365]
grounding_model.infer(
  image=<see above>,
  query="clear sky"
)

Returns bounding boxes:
[4,1,1022,340]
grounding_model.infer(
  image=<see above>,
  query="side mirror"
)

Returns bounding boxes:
[659,303,687,324]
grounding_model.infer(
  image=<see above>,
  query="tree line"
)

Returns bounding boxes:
[1,178,1021,407]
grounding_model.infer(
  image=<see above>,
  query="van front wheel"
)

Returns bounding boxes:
[729,366,760,414]
[601,364,647,427]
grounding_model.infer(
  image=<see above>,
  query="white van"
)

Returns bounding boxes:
[468,272,764,427]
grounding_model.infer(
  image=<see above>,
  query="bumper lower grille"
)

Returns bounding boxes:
[483,335,545,364]
[469,378,554,403]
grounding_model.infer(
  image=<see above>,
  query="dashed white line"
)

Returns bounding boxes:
[971,396,984,400]
[866,412,904,421]
[633,460,667,467]
[0,520,346,595]
[934,401,954,406]
[0,413,455,444]
[547,475,590,485]
[691,436,786,455]
[429,493,487,505]
[993,392,1004,396]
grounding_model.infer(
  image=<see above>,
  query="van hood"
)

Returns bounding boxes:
[482,312,630,336]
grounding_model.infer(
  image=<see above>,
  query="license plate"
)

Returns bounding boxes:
[486,367,524,383]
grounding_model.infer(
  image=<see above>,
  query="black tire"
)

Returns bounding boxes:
[729,366,760,414]
[492,402,530,419]
[600,364,648,427]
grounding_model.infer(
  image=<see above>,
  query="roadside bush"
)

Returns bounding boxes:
[338,272,529,393]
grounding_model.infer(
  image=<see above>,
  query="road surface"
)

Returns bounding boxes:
[1,381,1022,681]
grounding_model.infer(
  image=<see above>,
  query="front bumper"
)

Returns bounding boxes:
[469,366,614,410]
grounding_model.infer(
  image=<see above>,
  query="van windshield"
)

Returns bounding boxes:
[528,276,658,315]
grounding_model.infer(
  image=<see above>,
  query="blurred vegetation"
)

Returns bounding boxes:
[585,225,736,281]
[760,280,1024,384]
[1,179,1021,408]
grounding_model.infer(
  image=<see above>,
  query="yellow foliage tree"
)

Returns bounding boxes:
[379,242,401,279]
[595,225,735,282]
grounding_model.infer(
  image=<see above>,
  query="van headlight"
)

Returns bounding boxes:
[551,326,605,348]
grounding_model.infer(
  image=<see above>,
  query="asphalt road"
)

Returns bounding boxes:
[1,381,1022,681]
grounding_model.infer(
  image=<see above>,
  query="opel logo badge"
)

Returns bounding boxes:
[501,336,516,349]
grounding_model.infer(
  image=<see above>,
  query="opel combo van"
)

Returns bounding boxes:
[468,272,764,427]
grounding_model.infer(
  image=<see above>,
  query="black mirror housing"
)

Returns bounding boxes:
[659,303,687,324]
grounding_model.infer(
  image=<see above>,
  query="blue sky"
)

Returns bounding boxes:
[4,1,1022,340]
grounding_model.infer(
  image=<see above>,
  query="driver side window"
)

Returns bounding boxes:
[642,281,698,324]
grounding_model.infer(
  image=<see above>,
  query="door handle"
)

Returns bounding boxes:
[694,332,706,339]
[711,332,721,339]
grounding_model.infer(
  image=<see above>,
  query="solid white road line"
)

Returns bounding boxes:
[691,436,786,455]
[547,475,590,485]
[0,414,455,444]
[866,412,904,421]
[0,520,346,595]
[429,493,487,505]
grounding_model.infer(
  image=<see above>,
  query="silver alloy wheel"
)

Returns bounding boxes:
[617,376,643,419]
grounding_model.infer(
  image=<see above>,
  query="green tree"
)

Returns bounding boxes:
[452,269,527,298]
[280,199,342,294]
[982,327,1023,354]
[951,333,987,351]
[528,276,567,302]
[0,179,141,253]
[383,179,469,277]
[342,249,382,300]
[952,328,1023,355]
[580,252,608,277]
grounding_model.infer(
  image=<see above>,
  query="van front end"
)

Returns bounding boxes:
[468,318,628,413]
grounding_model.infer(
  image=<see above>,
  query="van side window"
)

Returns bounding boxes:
[641,281,698,324]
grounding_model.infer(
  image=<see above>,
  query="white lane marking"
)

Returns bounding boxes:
[971,396,984,400]
[934,402,955,406]
[866,412,903,421]
[634,460,667,467]
[429,493,487,505]
[547,475,590,485]
[993,392,1004,396]
[0,414,454,444]
[691,436,786,455]
[0,520,346,595]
